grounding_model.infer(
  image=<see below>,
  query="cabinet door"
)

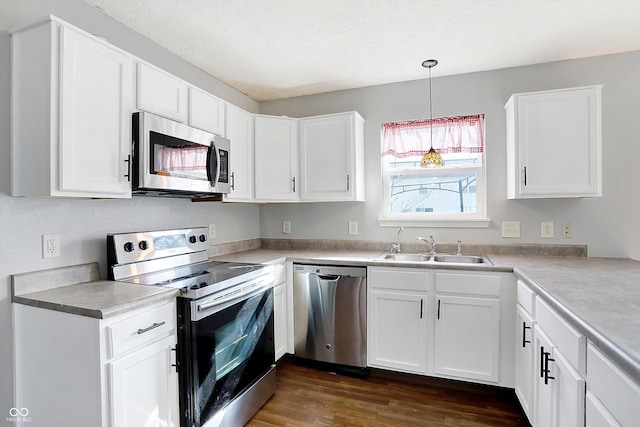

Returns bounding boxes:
[189,86,225,135]
[515,305,535,422]
[137,62,188,122]
[299,113,362,201]
[254,116,298,201]
[586,391,621,427]
[274,282,287,361]
[368,290,428,374]
[59,25,133,197]
[109,335,179,427]
[433,295,500,383]
[506,85,602,198]
[224,104,254,201]
[534,325,586,427]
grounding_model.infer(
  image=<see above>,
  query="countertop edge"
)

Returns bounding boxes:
[514,267,640,382]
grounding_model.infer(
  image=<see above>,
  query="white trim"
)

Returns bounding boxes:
[378,217,491,228]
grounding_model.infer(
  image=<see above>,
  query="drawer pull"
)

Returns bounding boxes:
[137,321,166,335]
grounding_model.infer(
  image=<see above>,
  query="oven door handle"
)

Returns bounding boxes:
[196,279,271,314]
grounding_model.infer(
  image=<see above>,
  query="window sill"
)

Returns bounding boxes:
[378,217,491,228]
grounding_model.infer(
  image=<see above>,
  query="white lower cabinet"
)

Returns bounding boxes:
[13,300,178,427]
[515,304,535,421]
[433,294,500,382]
[586,342,640,427]
[367,267,429,374]
[367,267,514,386]
[109,335,178,427]
[273,263,288,360]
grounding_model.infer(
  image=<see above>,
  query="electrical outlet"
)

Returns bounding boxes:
[42,234,60,258]
[348,221,358,236]
[208,224,216,239]
[541,222,554,238]
[501,221,520,238]
[282,220,291,234]
[561,223,572,238]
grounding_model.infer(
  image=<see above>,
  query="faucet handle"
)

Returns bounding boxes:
[391,243,401,253]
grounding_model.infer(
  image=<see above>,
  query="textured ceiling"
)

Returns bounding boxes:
[11,0,640,102]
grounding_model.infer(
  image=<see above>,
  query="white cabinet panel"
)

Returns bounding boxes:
[137,62,188,122]
[189,86,225,135]
[109,335,179,427]
[505,85,602,198]
[254,115,298,201]
[433,295,500,382]
[299,112,364,201]
[11,18,133,198]
[515,305,535,422]
[368,289,428,374]
[224,104,254,201]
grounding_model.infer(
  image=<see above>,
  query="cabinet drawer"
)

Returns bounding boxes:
[535,297,585,372]
[587,343,640,427]
[517,280,534,315]
[108,301,176,358]
[435,272,501,296]
[272,263,286,285]
[368,267,429,292]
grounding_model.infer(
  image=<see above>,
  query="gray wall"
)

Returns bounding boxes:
[259,51,640,260]
[0,0,260,420]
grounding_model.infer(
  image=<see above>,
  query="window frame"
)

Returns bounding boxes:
[378,118,490,228]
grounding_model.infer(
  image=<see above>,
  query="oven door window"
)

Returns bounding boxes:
[150,131,215,181]
[190,288,274,425]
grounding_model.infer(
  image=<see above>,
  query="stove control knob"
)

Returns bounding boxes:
[123,242,135,253]
[189,235,197,244]
[199,234,207,243]
[138,240,149,251]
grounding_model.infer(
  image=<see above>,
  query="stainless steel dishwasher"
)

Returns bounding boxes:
[293,264,367,370]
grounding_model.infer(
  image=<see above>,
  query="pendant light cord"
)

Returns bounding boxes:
[429,65,433,150]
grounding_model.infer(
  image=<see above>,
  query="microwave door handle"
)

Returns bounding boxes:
[207,141,220,186]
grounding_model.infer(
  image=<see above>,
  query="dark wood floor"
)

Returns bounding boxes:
[247,359,529,427]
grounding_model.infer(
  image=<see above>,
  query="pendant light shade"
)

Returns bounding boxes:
[420,59,444,168]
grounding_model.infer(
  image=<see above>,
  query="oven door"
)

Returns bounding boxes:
[178,281,274,427]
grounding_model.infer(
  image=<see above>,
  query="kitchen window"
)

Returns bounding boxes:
[379,115,489,227]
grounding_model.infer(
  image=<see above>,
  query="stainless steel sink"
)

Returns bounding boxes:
[379,253,431,262]
[432,254,487,264]
[377,253,491,265]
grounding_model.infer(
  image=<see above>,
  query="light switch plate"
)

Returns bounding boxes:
[501,221,521,238]
[348,221,358,236]
[208,224,216,239]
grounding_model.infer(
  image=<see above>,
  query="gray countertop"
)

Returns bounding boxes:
[212,249,640,382]
[11,262,178,319]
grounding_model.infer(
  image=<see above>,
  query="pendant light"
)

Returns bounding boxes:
[420,59,444,168]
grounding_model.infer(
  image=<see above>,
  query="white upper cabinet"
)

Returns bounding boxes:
[224,104,254,201]
[189,86,225,135]
[11,17,134,198]
[505,85,602,199]
[299,112,365,201]
[137,61,188,122]
[254,115,299,201]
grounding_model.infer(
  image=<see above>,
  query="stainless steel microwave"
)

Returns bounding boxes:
[132,112,230,197]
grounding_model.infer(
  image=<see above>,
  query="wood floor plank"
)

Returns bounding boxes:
[247,359,529,427]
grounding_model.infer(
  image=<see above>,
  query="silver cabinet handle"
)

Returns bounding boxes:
[346,174,350,191]
[137,321,165,335]
[292,177,296,193]
[230,172,235,190]
[124,155,131,181]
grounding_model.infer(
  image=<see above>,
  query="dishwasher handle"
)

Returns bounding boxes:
[315,274,341,281]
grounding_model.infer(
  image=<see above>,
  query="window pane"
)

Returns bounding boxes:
[390,172,477,214]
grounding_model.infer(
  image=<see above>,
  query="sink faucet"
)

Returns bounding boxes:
[392,227,404,253]
[417,235,436,255]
